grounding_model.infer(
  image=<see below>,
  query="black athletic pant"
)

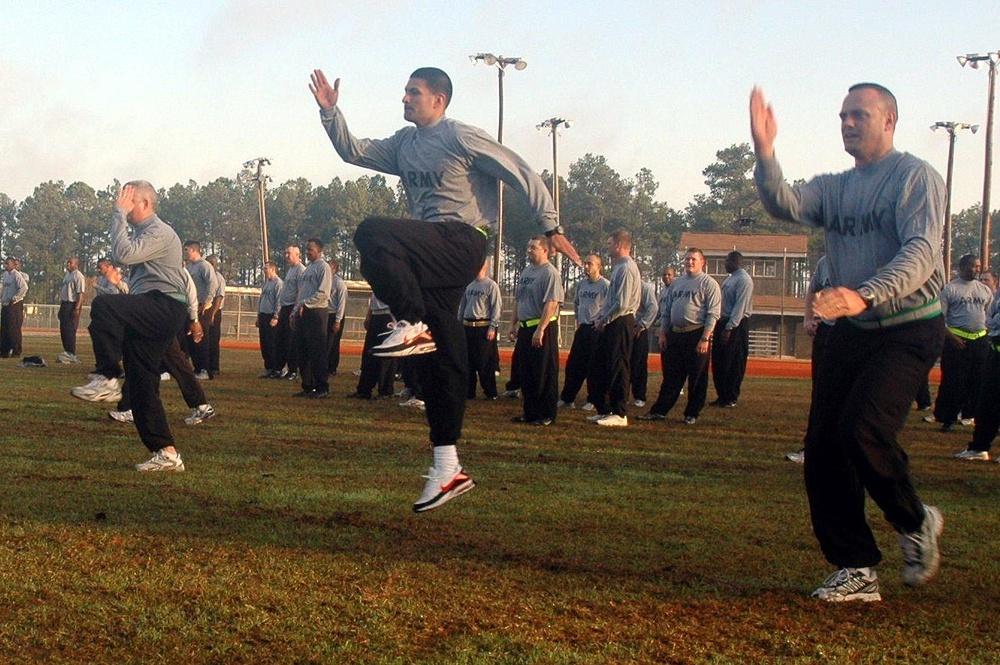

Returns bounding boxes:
[88,292,188,453]
[805,316,944,569]
[58,300,81,354]
[971,341,1000,452]
[505,344,522,392]
[629,325,650,402]
[208,309,223,374]
[118,337,206,412]
[357,312,397,397]
[275,304,299,373]
[933,334,988,425]
[802,323,833,448]
[515,322,560,422]
[465,323,498,399]
[297,307,329,392]
[327,316,345,375]
[711,317,750,404]
[590,315,635,417]
[187,309,212,374]
[354,218,486,446]
[258,312,280,372]
[648,327,710,419]
[915,376,932,410]
[0,301,24,357]
[561,324,598,405]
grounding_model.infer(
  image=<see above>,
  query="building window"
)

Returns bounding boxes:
[707,258,727,276]
[752,260,777,278]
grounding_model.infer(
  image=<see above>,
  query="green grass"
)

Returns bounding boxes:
[1,337,999,664]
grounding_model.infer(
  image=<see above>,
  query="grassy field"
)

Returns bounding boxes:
[1,336,998,664]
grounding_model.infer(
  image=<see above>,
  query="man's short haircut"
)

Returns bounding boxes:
[410,67,453,107]
[97,258,112,267]
[608,229,633,248]
[184,241,202,252]
[529,235,552,252]
[307,237,323,250]
[328,259,340,272]
[126,180,158,210]
[959,253,979,270]
[265,261,277,271]
[686,247,706,261]
[848,82,898,119]
[586,254,603,270]
[727,250,743,263]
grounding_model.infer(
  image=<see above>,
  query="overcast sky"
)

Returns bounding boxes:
[2,0,997,215]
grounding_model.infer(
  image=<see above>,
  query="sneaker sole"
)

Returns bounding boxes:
[815,591,882,603]
[372,342,437,358]
[902,507,944,587]
[136,463,185,472]
[412,478,475,513]
[71,388,122,403]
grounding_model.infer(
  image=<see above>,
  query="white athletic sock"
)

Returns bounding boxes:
[433,445,459,476]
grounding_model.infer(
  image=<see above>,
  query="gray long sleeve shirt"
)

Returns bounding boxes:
[321,107,557,233]
[59,270,85,303]
[327,273,348,321]
[186,259,219,306]
[660,272,722,334]
[720,268,753,329]
[279,264,305,307]
[1,269,28,305]
[940,278,993,332]
[297,259,333,310]
[574,276,610,326]
[755,150,946,323]
[259,276,283,315]
[95,274,129,296]
[635,280,658,330]
[111,210,188,303]
[459,277,502,329]
[596,257,641,325]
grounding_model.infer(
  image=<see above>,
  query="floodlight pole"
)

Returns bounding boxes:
[931,122,977,276]
[958,51,999,271]
[244,157,272,265]
[471,53,527,284]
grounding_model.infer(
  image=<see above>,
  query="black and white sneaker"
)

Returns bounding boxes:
[811,567,881,602]
[372,320,436,357]
[899,505,944,587]
[413,466,475,513]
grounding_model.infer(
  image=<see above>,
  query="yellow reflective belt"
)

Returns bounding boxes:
[947,326,987,341]
[520,316,558,328]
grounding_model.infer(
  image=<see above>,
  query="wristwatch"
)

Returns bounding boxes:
[545,225,564,237]
[857,285,877,310]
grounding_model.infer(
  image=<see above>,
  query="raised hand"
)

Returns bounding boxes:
[749,87,777,159]
[309,69,340,110]
[549,233,582,267]
[116,184,136,214]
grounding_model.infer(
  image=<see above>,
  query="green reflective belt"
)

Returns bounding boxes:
[947,327,987,341]
[848,298,941,330]
[475,226,489,238]
[991,337,1000,353]
[520,316,558,328]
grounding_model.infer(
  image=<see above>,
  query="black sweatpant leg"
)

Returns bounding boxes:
[971,344,1000,452]
[590,316,634,416]
[629,326,650,402]
[358,312,395,396]
[1,302,24,357]
[275,304,298,373]
[327,317,345,375]
[354,218,486,446]
[298,307,329,392]
[712,318,750,403]
[804,316,944,569]
[90,292,188,453]
[561,324,598,404]
[119,337,206,412]
[934,336,987,423]
[58,300,80,354]
[517,325,560,422]
[258,312,279,371]
[465,325,497,399]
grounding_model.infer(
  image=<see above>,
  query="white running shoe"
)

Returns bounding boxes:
[184,404,216,425]
[684,416,697,425]
[399,397,426,409]
[556,400,574,409]
[413,466,475,513]
[596,414,628,427]
[632,399,646,408]
[195,370,210,380]
[785,450,806,463]
[585,413,606,422]
[899,505,944,587]
[960,418,975,427]
[136,450,185,472]
[71,376,121,402]
[922,415,936,424]
[501,389,520,399]
[580,402,596,412]
[811,568,881,602]
[372,320,436,357]
[161,372,171,381]
[108,409,133,424]
[953,449,989,461]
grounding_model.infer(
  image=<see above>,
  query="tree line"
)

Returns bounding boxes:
[0,144,993,301]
